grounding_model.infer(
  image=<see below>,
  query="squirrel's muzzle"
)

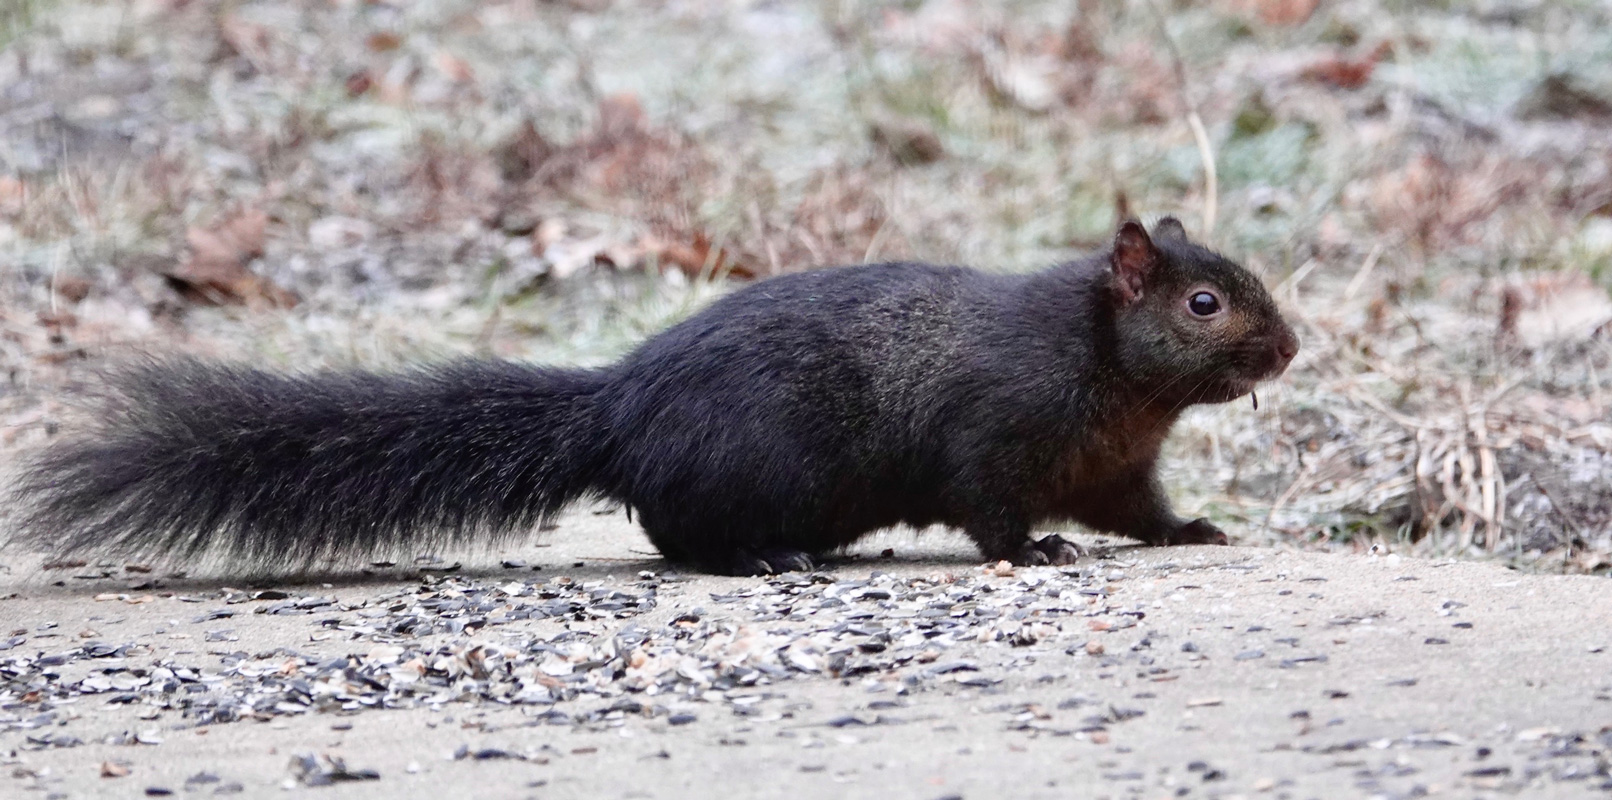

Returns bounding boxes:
[1271,325,1299,375]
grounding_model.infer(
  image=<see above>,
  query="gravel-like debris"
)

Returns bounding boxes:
[3,516,1610,798]
[5,564,1145,736]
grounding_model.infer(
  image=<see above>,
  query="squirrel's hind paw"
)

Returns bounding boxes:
[1169,518,1229,546]
[728,548,816,576]
[1013,533,1084,566]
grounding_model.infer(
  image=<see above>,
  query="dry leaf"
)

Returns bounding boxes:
[1302,56,1375,89]
[869,115,945,165]
[595,92,645,140]
[535,218,568,250]
[376,66,415,106]
[1239,0,1320,26]
[307,216,374,249]
[643,232,753,280]
[344,69,374,98]
[402,135,501,225]
[542,234,621,280]
[1302,43,1391,90]
[100,761,131,778]
[218,15,273,67]
[494,119,555,183]
[365,31,402,52]
[981,47,1060,113]
[434,51,474,83]
[165,208,298,308]
[54,276,93,303]
[876,2,976,54]
[189,207,266,265]
[784,165,905,267]
[36,311,77,329]
[0,176,24,217]
[1367,153,1532,249]
[1515,73,1612,120]
[1107,42,1173,125]
[133,0,195,13]
[1502,273,1612,348]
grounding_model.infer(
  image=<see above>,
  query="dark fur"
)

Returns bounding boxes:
[9,219,1297,575]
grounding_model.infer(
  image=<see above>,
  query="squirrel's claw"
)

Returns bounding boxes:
[1014,533,1084,566]
[729,548,816,576]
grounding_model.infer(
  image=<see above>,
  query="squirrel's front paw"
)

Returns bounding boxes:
[1012,534,1084,566]
[1169,518,1229,546]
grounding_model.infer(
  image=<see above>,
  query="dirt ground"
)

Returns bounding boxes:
[2,510,1610,799]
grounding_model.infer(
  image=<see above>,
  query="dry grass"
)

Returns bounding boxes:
[2,0,1609,572]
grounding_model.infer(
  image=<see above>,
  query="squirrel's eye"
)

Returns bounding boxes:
[1187,291,1221,317]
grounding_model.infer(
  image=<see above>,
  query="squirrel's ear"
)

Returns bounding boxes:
[1153,216,1188,242]
[1111,219,1157,305]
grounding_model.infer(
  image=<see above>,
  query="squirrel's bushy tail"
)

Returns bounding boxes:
[10,359,614,569]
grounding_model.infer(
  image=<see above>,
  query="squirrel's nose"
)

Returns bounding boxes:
[1274,328,1299,365]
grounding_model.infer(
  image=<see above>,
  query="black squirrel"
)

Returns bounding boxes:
[10,218,1297,575]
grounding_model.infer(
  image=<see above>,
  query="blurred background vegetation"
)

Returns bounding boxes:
[2,0,1609,571]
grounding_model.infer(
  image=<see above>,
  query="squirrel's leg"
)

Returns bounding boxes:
[660,539,818,576]
[638,503,825,575]
[638,515,817,575]
[1096,471,1229,547]
[656,534,818,576]
[964,512,1083,567]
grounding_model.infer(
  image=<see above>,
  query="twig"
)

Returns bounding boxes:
[1150,2,1217,238]
[1532,478,1587,547]
[1344,244,1383,301]
[702,230,733,283]
[1263,457,1318,534]
[747,200,780,275]
[863,216,893,264]
[1273,258,1318,301]
[1185,111,1217,236]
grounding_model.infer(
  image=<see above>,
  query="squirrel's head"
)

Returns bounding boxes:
[1107,217,1298,406]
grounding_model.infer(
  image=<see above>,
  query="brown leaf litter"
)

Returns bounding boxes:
[163,208,298,309]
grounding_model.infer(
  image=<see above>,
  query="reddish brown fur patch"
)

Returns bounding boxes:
[1058,402,1177,497]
